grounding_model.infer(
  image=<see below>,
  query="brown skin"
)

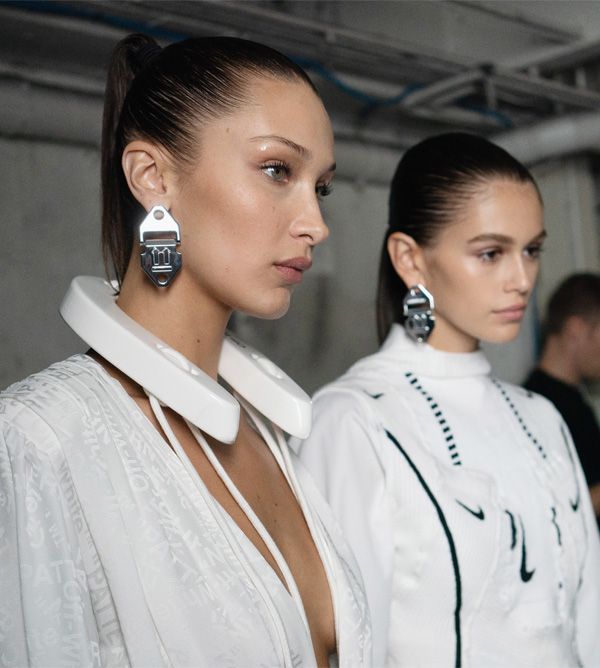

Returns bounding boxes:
[96,76,337,665]
[538,315,600,517]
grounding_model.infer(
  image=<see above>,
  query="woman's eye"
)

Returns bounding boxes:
[479,249,501,263]
[316,182,334,200]
[262,162,289,182]
[525,244,543,259]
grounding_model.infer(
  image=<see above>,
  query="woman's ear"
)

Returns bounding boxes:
[122,140,174,211]
[387,231,428,288]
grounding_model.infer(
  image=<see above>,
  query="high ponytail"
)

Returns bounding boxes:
[101,34,162,287]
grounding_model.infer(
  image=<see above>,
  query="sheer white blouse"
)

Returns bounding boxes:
[0,354,371,667]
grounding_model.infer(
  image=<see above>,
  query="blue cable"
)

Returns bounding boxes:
[3,0,187,41]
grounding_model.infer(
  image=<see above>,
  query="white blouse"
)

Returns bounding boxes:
[296,325,600,668]
[0,354,371,667]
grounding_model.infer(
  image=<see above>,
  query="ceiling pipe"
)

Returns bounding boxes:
[494,110,600,165]
[500,36,600,73]
[6,75,600,179]
[0,78,403,185]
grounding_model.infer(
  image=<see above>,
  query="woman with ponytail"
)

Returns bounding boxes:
[0,34,370,666]
[297,133,600,667]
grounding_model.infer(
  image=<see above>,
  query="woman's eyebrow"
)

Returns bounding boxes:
[467,233,512,244]
[528,230,548,243]
[467,230,547,244]
[251,134,311,158]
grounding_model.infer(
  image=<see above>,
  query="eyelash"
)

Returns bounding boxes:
[478,244,544,263]
[317,182,334,200]
[261,160,290,182]
[261,160,334,200]
[479,248,501,263]
[525,243,544,259]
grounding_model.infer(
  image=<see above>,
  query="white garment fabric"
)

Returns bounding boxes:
[0,354,371,667]
[296,325,600,668]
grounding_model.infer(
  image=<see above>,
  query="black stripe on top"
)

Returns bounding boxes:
[491,378,547,460]
[405,372,462,466]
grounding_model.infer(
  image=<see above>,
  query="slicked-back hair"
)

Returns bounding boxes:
[376,132,541,343]
[101,33,317,286]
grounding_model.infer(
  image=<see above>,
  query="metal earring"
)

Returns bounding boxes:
[403,283,435,343]
[139,205,182,288]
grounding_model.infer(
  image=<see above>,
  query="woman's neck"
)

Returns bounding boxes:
[425,320,479,353]
[117,267,231,380]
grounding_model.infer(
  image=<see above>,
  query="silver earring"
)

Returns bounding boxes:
[139,205,182,288]
[403,283,435,343]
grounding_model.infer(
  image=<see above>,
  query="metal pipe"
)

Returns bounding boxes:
[494,110,600,164]
[0,77,404,185]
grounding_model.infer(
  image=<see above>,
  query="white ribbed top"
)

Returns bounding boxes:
[298,325,600,668]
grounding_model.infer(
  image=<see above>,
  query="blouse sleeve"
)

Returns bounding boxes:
[0,410,102,667]
[295,389,394,668]
[0,417,29,666]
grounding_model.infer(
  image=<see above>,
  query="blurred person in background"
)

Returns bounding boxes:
[525,272,600,525]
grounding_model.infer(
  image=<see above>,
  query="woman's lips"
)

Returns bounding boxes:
[274,257,312,284]
[493,304,527,321]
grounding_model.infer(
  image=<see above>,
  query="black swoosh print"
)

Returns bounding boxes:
[551,507,562,546]
[505,510,517,550]
[456,500,485,520]
[519,518,535,583]
[560,423,580,511]
[364,390,384,399]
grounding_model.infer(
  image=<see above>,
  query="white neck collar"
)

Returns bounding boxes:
[379,324,491,379]
[60,276,311,443]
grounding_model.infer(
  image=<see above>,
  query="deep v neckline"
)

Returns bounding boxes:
[87,355,317,635]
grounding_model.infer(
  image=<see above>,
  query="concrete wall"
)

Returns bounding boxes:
[0,137,104,387]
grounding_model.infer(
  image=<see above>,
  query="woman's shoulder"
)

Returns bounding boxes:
[491,375,563,415]
[312,345,422,422]
[308,355,422,454]
[312,365,387,427]
[0,354,111,452]
[314,345,401,399]
[490,375,569,436]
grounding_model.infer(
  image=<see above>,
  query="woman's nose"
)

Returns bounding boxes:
[506,255,535,294]
[291,194,330,246]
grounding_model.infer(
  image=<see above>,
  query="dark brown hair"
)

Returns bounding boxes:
[101,33,317,286]
[376,132,541,343]
[544,272,600,337]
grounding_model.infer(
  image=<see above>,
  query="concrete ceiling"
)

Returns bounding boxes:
[2,0,600,148]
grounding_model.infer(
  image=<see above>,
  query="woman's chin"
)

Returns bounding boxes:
[482,324,522,344]
[241,294,292,321]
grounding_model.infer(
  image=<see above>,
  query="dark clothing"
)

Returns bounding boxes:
[525,368,600,488]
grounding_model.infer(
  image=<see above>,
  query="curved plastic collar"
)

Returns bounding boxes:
[60,276,312,443]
